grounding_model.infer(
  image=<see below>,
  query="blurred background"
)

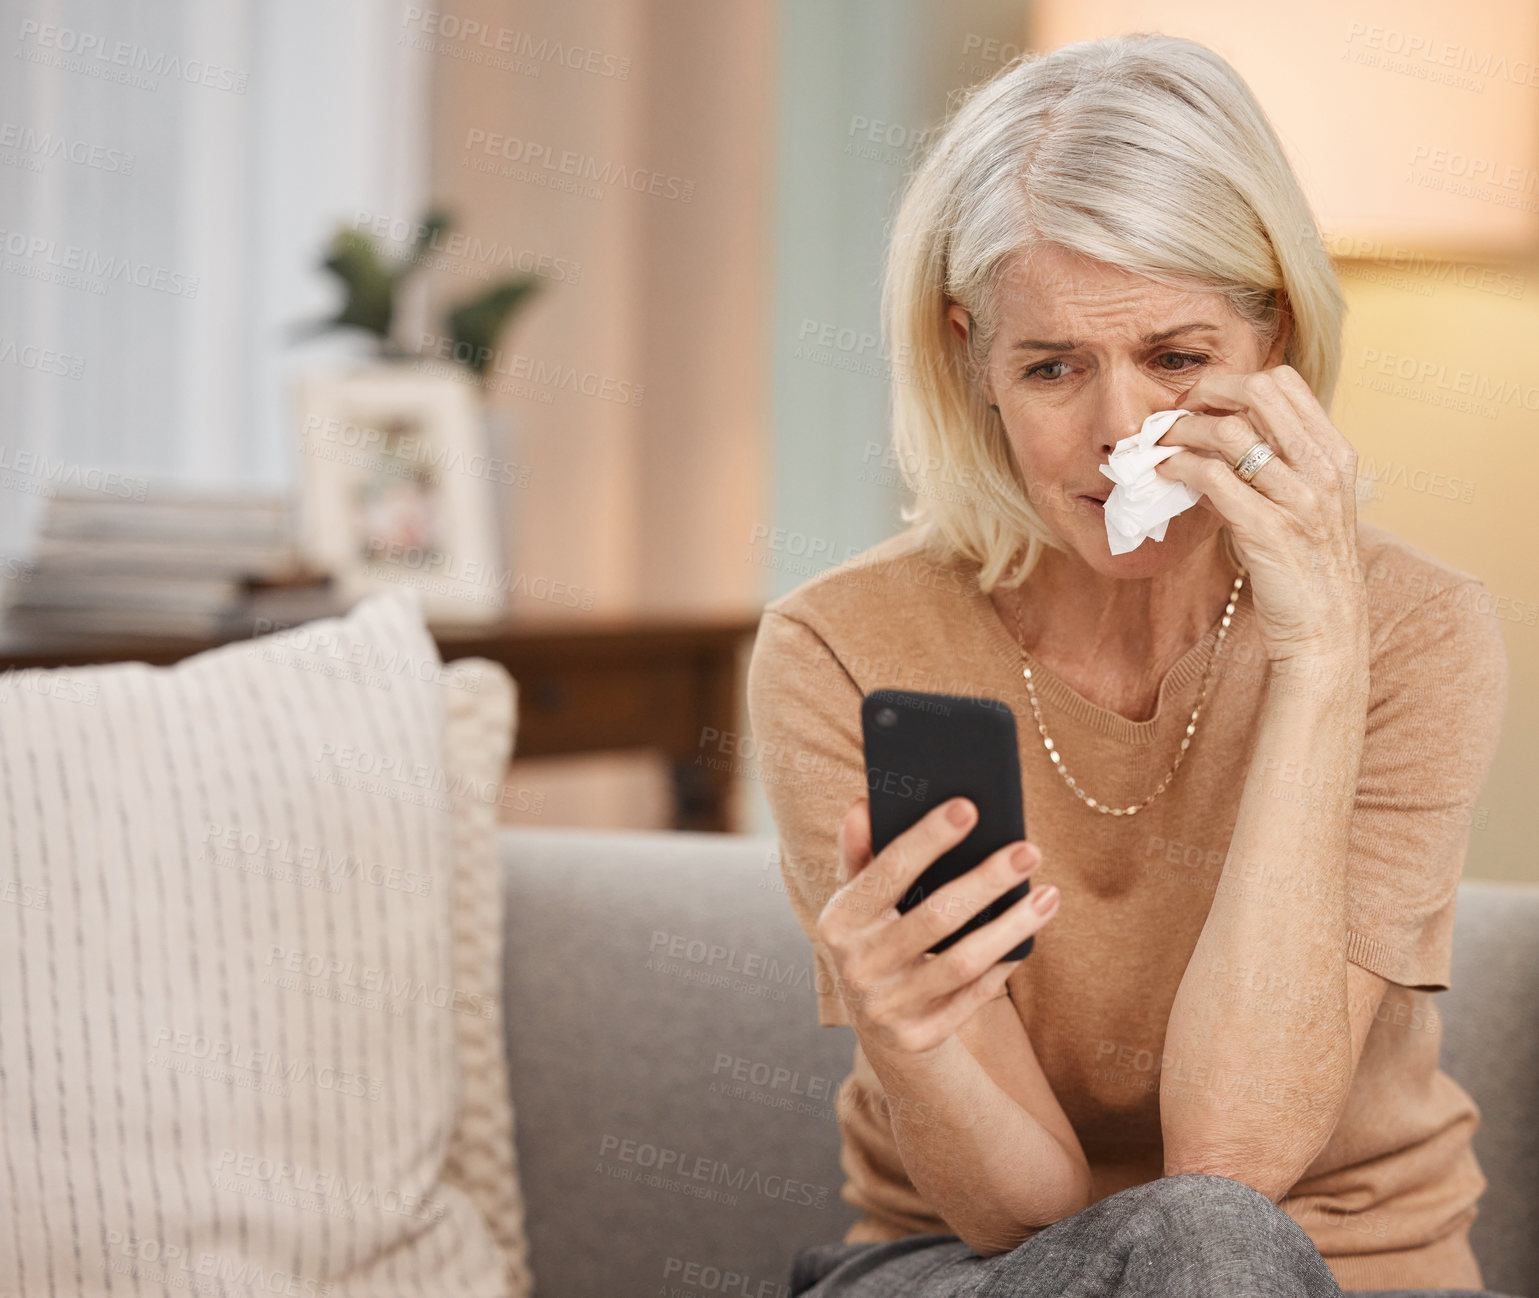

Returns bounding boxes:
[0,0,1534,883]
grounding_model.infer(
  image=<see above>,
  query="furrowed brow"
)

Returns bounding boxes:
[1141,321,1223,345]
[1009,321,1223,353]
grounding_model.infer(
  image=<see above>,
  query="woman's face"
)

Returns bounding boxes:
[949,243,1288,578]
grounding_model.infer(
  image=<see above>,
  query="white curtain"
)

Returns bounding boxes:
[0,0,432,555]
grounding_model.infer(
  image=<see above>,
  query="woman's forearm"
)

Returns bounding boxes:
[858,1031,1091,1255]
[1161,650,1369,1191]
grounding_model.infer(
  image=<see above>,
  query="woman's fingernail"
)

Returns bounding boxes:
[947,799,974,826]
[1031,885,1058,912]
[1011,845,1035,874]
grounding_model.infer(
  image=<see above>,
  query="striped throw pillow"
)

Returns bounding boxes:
[0,591,531,1297]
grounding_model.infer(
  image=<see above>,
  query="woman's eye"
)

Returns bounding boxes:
[1024,354,1206,381]
[1154,351,1207,372]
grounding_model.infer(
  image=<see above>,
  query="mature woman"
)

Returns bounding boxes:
[745,33,1512,1298]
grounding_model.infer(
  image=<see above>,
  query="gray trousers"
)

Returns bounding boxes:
[789,1175,1523,1298]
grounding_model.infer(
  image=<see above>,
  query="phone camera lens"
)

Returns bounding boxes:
[875,707,898,728]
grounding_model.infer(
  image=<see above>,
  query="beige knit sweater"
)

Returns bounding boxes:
[745,520,1508,1292]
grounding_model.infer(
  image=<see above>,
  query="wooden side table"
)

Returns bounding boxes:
[0,613,762,832]
[435,617,760,832]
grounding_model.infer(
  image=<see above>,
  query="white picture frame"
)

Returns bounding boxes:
[292,364,506,623]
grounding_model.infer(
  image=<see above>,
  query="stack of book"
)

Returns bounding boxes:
[2,489,338,640]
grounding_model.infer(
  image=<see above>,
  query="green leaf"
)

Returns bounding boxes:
[444,277,543,376]
[319,228,396,340]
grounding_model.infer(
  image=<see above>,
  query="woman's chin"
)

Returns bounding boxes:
[1072,510,1218,576]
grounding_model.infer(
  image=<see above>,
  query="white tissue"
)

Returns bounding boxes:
[1097,409,1204,555]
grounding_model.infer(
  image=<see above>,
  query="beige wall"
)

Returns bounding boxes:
[1333,266,1537,885]
[1032,0,1539,256]
[426,0,772,618]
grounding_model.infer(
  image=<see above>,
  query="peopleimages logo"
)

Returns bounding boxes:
[300,412,532,486]
[662,1256,791,1298]
[0,445,147,498]
[212,1148,449,1223]
[1344,22,1539,89]
[264,943,496,1020]
[0,338,86,379]
[352,211,582,284]
[151,1026,385,1101]
[0,122,134,173]
[399,7,631,79]
[597,1133,831,1209]
[103,1230,333,1297]
[0,226,200,297]
[14,19,249,93]
[417,332,646,406]
[203,823,433,897]
[460,129,694,203]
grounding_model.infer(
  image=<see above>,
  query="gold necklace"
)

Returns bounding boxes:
[1009,566,1246,816]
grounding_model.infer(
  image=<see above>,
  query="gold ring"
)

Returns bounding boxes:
[1232,441,1276,483]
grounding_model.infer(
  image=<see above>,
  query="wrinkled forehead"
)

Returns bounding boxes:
[990,246,1240,341]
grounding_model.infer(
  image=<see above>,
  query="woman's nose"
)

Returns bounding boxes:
[1089,376,1161,454]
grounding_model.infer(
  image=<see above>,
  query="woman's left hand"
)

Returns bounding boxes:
[1155,364,1368,667]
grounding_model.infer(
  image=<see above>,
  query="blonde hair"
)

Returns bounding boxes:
[882,33,1345,591]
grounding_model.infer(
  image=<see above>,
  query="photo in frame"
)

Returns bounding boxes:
[293,365,506,623]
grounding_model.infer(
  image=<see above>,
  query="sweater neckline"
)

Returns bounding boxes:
[965,560,1254,746]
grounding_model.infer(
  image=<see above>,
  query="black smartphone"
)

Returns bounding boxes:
[860,688,1032,961]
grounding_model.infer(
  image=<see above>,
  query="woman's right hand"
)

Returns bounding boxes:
[816,795,1059,1060]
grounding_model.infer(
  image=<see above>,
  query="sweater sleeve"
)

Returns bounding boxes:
[745,608,866,1026]
[1343,580,1509,991]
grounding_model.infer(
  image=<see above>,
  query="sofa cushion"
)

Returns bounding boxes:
[1441,879,1539,1298]
[0,591,530,1296]
[500,827,862,1298]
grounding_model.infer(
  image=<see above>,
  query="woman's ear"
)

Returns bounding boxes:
[1264,291,1293,369]
[946,303,997,406]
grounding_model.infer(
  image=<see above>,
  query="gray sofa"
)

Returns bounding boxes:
[500,828,1539,1298]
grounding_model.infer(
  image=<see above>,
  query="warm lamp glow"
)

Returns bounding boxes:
[1028,0,1539,259]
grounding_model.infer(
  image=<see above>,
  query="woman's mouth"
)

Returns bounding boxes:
[1078,494,1108,515]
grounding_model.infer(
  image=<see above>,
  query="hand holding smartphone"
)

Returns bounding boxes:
[860,688,1034,962]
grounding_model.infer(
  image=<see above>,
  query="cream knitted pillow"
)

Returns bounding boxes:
[438,654,533,1297]
[0,592,531,1297]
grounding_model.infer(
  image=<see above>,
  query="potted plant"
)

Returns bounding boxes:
[289,210,543,624]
